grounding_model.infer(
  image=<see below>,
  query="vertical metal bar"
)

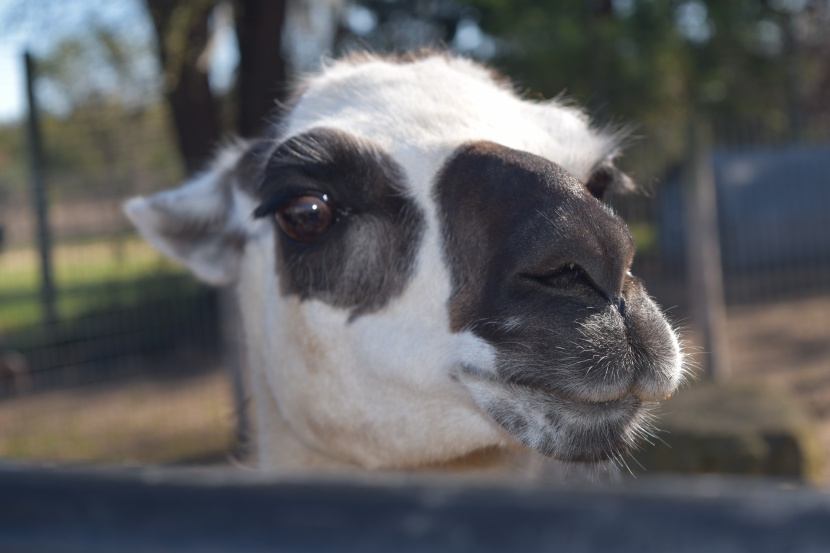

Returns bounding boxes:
[24,50,57,327]
[683,121,730,381]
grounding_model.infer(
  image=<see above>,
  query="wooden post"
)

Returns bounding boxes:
[683,121,730,381]
[24,51,57,327]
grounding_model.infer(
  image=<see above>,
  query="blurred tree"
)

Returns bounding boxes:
[144,0,289,173]
[449,0,830,179]
[466,0,693,123]
[799,0,830,132]
[6,0,828,180]
[334,0,468,54]
[234,0,288,137]
[32,28,181,258]
[145,0,221,175]
[34,25,170,182]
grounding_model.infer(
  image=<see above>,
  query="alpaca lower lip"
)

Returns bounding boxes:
[459,364,643,411]
[511,380,630,408]
[512,383,639,412]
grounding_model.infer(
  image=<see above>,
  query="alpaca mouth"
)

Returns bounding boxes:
[504,382,646,462]
[505,379,643,423]
[511,379,632,407]
[514,376,673,405]
[460,362,642,410]
[458,368,647,463]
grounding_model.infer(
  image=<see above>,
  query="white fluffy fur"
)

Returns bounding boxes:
[126,54,667,473]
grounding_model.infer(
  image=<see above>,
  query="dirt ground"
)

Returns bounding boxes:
[723,292,830,482]
[0,369,236,465]
[1,292,828,481]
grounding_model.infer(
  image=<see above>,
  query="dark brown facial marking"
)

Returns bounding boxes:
[433,141,680,462]
[433,141,635,335]
[252,127,425,317]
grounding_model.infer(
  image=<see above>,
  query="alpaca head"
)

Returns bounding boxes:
[126,52,684,469]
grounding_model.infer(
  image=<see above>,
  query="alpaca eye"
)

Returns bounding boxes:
[275,194,334,244]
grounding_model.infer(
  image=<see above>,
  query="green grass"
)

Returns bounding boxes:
[0,238,230,465]
[0,237,190,332]
[629,221,657,254]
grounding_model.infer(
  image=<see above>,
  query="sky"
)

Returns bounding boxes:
[0,46,23,122]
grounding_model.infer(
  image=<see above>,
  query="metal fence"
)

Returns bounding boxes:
[614,117,830,309]
[0,54,235,465]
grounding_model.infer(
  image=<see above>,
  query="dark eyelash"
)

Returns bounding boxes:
[252,179,320,218]
[252,190,352,220]
[252,194,286,219]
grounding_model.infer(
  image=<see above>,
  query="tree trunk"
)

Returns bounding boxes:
[233,0,288,137]
[145,0,221,175]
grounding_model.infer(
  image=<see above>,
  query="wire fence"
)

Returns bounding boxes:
[613,116,830,309]
[1,53,829,473]
[0,56,235,464]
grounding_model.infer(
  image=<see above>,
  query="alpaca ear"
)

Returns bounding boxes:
[585,158,636,202]
[124,148,249,286]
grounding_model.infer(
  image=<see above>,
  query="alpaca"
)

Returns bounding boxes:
[125,52,684,473]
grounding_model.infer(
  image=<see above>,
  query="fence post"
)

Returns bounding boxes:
[683,121,730,381]
[24,50,57,327]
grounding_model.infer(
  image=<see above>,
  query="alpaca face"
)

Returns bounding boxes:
[126,53,684,468]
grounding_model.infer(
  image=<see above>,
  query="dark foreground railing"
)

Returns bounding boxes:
[1,464,829,553]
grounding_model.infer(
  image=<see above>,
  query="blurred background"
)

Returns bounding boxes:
[0,0,828,481]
